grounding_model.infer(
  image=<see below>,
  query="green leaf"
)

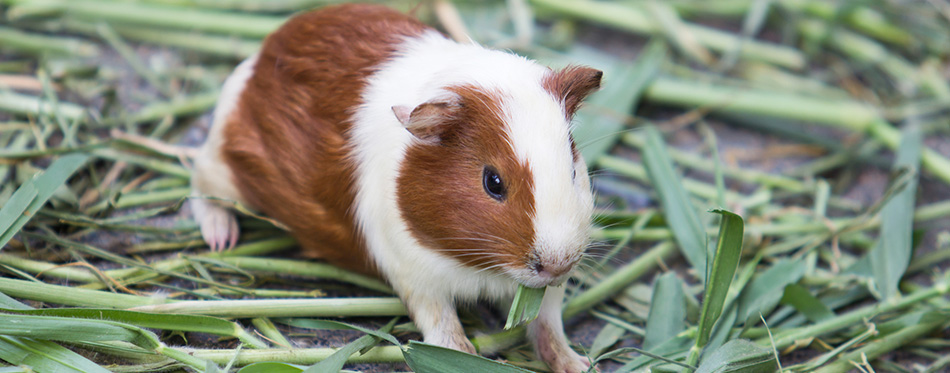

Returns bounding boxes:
[643,272,686,350]
[504,284,546,330]
[735,259,806,324]
[0,154,88,249]
[238,362,306,373]
[403,341,534,373]
[615,335,693,372]
[590,322,626,358]
[696,209,744,348]
[276,318,400,346]
[303,318,398,373]
[869,122,922,300]
[642,125,709,281]
[0,313,161,351]
[694,339,777,373]
[2,308,265,348]
[0,336,110,373]
[0,182,36,246]
[780,284,835,323]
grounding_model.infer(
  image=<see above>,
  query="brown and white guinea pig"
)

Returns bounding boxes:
[190,3,601,372]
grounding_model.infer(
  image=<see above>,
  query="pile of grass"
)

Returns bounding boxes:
[1,0,949,372]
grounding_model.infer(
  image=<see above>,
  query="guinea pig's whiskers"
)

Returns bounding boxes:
[454,228,518,248]
[474,262,510,275]
[432,237,499,244]
[576,126,647,152]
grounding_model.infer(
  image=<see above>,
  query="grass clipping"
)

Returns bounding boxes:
[504,285,546,330]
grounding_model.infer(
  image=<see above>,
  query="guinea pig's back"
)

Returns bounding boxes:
[217,5,429,275]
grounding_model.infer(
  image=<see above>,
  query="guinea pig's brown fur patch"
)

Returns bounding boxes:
[542,66,603,120]
[220,4,428,276]
[397,86,536,272]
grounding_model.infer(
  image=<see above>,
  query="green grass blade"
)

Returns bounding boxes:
[6,0,283,38]
[4,308,267,348]
[0,277,160,308]
[277,319,400,346]
[403,341,534,373]
[131,298,407,318]
[735,259,806,324]
[589,322,626,358]
[869,122,922,300]
[0,336,111,373]
[616,335,693,372]
[504,284,546,330]
[641,125,708,281]
[687,209,744,366]
[643,272,686,350]
[0,313,159,348]
[0,182,37,248]
[694,339,777,373]
[779,284,835,323]
[303,318,398,373]
[0,154,88,249]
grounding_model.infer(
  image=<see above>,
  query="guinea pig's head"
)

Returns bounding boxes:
[395,66,602,288]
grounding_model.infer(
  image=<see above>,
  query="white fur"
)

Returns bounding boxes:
[192,54,258,205]
[349,30,592,303]
[191,54,258,249]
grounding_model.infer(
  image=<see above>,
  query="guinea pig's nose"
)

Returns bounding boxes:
[532,260,572,279]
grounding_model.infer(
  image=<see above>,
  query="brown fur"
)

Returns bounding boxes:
[397,86,537,271]
[542,66,603,120]
[220,4,428,276]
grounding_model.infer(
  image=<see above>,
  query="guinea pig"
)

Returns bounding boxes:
[190,4,601,372]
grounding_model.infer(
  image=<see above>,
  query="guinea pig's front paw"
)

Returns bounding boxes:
[424,331,477,355]
[541,347,594,373]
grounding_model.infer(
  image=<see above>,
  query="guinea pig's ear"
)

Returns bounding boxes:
[392,92,462,143]
[544,66,603,119]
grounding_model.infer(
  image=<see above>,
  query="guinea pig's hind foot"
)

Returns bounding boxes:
[192,199,240,251]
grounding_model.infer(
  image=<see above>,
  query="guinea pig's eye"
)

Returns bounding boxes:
[572,168,577,181]
[482,166,507,201]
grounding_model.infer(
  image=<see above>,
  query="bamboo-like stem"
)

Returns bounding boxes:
[96,23,171,98]
[214,257,393,294]
[643,78,950,185]
[128,298,408,318]
[156,345,213,370]
[251,318,290,348]
[187,345,406,365]
[0,277,165,308]
[644,78,876,131]
[4,0,284,38]
[85,187,190,214]
[813,317,949,373]
[90,149,190,178]
[779,0,913,46]
[58,19,260,59]
[129,91,220,124]
[762,280,949,350]
[529,0,805,69]
[598,155,758,208]
[622,132,806,192]
[595,200,950,245]
[0,26,100,57]
[0,90,85,122]
[0,253,101,283]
